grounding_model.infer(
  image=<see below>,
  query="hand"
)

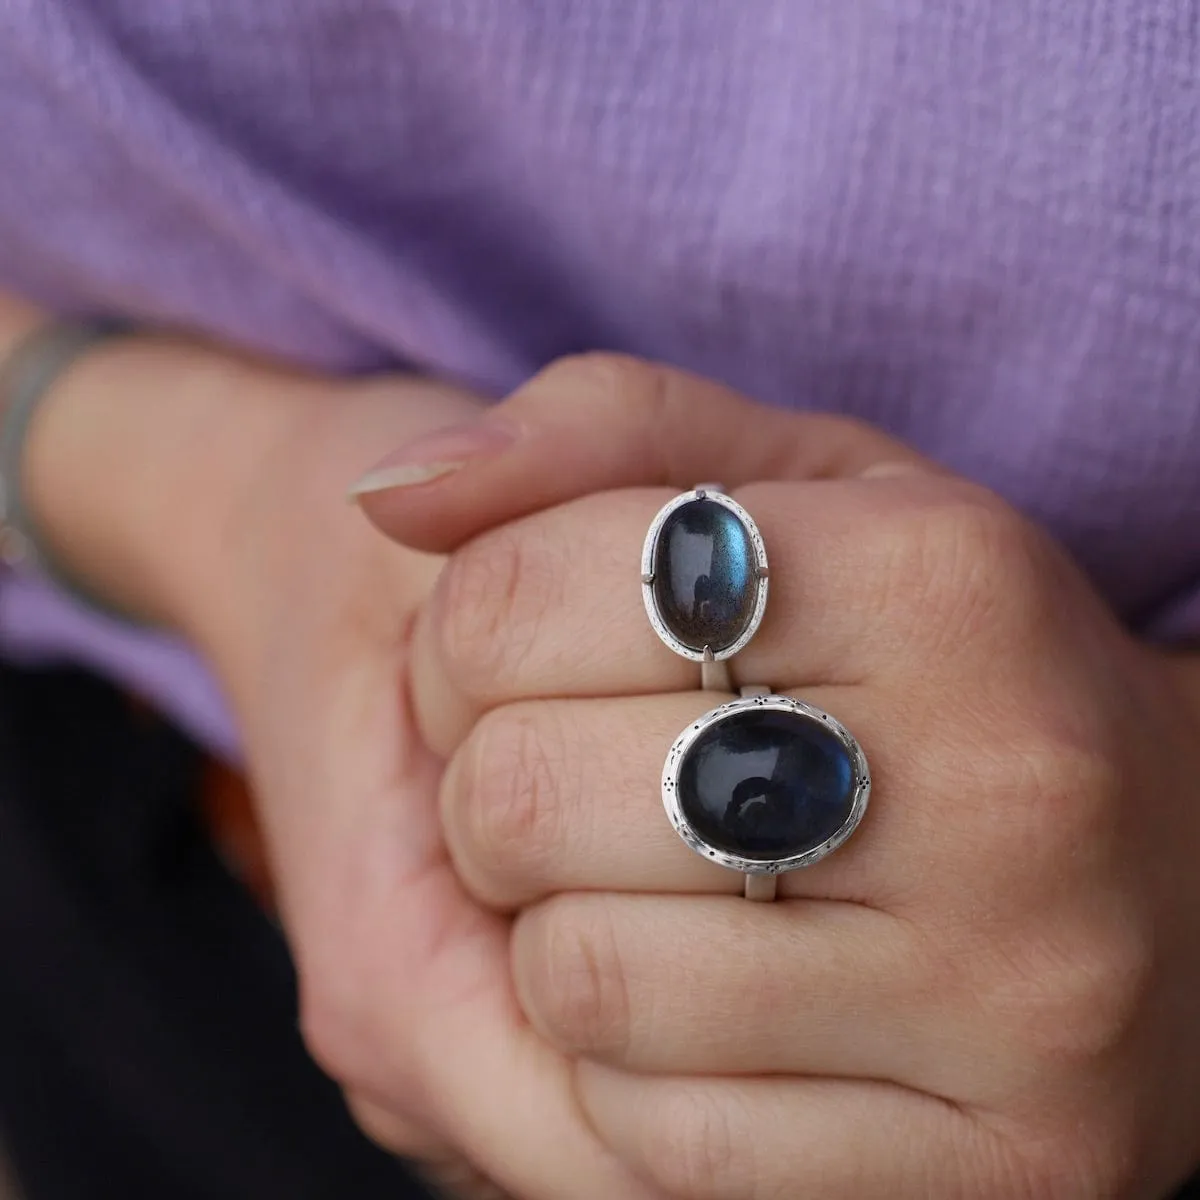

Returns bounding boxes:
[360,354,1200,1198]
[19,328,656,1200]
[211,383,659,1200]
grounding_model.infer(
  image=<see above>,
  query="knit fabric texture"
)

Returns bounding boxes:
[0,0,1198,755]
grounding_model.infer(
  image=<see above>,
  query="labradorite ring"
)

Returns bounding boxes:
[662,694,872,901]
[641,485,768,692]
[644,488,870,901]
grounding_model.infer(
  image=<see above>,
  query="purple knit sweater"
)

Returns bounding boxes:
[1,0,1198,758]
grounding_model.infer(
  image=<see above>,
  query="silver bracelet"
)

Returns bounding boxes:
[0,319,135,617]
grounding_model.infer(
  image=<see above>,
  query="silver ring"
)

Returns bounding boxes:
[662,693,871,901]
[641,484,768,690]
[644,487,868,899]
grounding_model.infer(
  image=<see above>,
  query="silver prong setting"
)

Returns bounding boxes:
[641,488,769,663]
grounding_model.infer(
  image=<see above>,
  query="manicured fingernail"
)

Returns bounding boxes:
[347,419,517,499]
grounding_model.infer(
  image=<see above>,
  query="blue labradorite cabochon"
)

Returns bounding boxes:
[677,706,859,862]
[651,498,760,654]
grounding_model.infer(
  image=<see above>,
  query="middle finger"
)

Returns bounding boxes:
[411,478,965,757]
[439,688,937,911]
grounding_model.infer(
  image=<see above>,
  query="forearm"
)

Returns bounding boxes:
[1,291,480,657]
[20,326,314,632]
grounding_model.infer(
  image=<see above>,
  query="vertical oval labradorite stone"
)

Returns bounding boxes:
[677,707,857,861]
[651,498,759,653]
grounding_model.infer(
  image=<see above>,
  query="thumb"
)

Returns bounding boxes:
[349,353,933,554]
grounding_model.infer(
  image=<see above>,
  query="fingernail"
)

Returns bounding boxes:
[347,418,517,499]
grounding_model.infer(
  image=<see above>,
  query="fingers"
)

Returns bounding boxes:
[407,959,663,1200]
[410,473,1006,757]
[438,689,925,910]
[574,1066,1011,1200]
[253,599,657,1200]
[354,353,933,555]
[300,856,660,1200]
[408,489,701,752]
[510,893,946,1087]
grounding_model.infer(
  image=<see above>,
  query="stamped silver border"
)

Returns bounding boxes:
[641,487,769,663]
[662,693,871,875]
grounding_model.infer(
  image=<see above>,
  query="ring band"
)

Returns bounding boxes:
[646,488,870,899]
[743,874,778,902]
[701,655,734,692]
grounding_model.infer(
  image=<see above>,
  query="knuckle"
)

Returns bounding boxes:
[437,525,555,700]
[448,705,565,905]
[1016,742,1124,865]
[517,897,631,1058]
[1050,932,1150,1067]
[976,775,1151,1067]
[645,1087,747,1200]
[986,912,1153,1075]
[901,492,1042,642]
[954,733,1126,905]
[530,352,682,439]
[929,489,1029,567]
[531,351,661,411]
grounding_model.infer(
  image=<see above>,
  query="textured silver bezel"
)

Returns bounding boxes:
[641,488,769,663]
[662,693,871,875]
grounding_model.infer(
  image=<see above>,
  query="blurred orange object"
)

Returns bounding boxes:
[198,758,275,913]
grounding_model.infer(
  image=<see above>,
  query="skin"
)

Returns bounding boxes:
[361,356,1200,1198]
[4,296,643,1199]
[5,289,1200,1196]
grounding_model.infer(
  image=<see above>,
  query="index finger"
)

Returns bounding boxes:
[408,473,965,758]
[353,353,933,555]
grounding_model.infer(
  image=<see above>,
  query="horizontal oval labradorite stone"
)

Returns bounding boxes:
[677,707,857,861]
[651,498,759,654]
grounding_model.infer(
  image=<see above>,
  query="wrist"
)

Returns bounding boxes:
[21,332,317,630]
[19,327,481,657]
[202,371,479,701]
